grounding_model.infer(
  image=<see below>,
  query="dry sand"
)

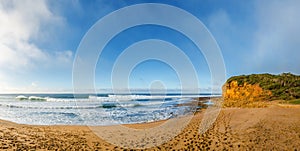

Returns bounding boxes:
[0,104,300,150]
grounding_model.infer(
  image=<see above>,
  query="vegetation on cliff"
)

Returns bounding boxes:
[223,73,300,107]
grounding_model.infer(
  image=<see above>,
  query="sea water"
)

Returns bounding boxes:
[0,93,213,126]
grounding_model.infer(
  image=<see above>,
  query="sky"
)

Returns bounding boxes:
[0,0,300,93]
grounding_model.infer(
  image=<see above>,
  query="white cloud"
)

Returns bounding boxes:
[208,10,233,33]
[55,50,73,64]
[252,0,300,74]
[206,2,300,76]
[0,0,73,92]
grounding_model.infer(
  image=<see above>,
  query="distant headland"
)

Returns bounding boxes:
[222,73,300,107]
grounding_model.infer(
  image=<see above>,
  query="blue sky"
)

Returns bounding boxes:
[0,0,300,93]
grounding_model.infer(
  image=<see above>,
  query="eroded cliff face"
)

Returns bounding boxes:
[222,73,300,107]
[224,73,300,100]
[222,81,272,107]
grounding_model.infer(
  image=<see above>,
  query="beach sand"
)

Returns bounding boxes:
[1,104,300,150]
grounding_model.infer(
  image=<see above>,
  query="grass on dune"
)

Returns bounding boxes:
[288,99,300,104]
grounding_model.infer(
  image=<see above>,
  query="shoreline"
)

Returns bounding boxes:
[1,103,300,150]
[0,95,213,126]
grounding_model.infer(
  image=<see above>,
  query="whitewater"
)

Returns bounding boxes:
[0,94,213,125]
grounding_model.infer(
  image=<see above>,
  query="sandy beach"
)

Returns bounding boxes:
[1,103,300,150]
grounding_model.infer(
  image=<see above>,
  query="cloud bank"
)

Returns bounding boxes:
[0,0,73,92]
[207,0,300,76]
[252,0,300,74]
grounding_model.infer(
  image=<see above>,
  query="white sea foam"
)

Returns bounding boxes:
[15,95,28,100]
[0,94,208,126]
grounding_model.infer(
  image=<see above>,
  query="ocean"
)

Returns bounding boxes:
[0,93,214,126]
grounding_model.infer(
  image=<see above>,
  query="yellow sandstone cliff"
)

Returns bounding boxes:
[223,81,272,107]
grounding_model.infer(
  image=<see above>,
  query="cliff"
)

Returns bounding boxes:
[223,73,300,107]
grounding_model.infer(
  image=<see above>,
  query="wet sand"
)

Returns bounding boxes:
[1,104,300,150]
